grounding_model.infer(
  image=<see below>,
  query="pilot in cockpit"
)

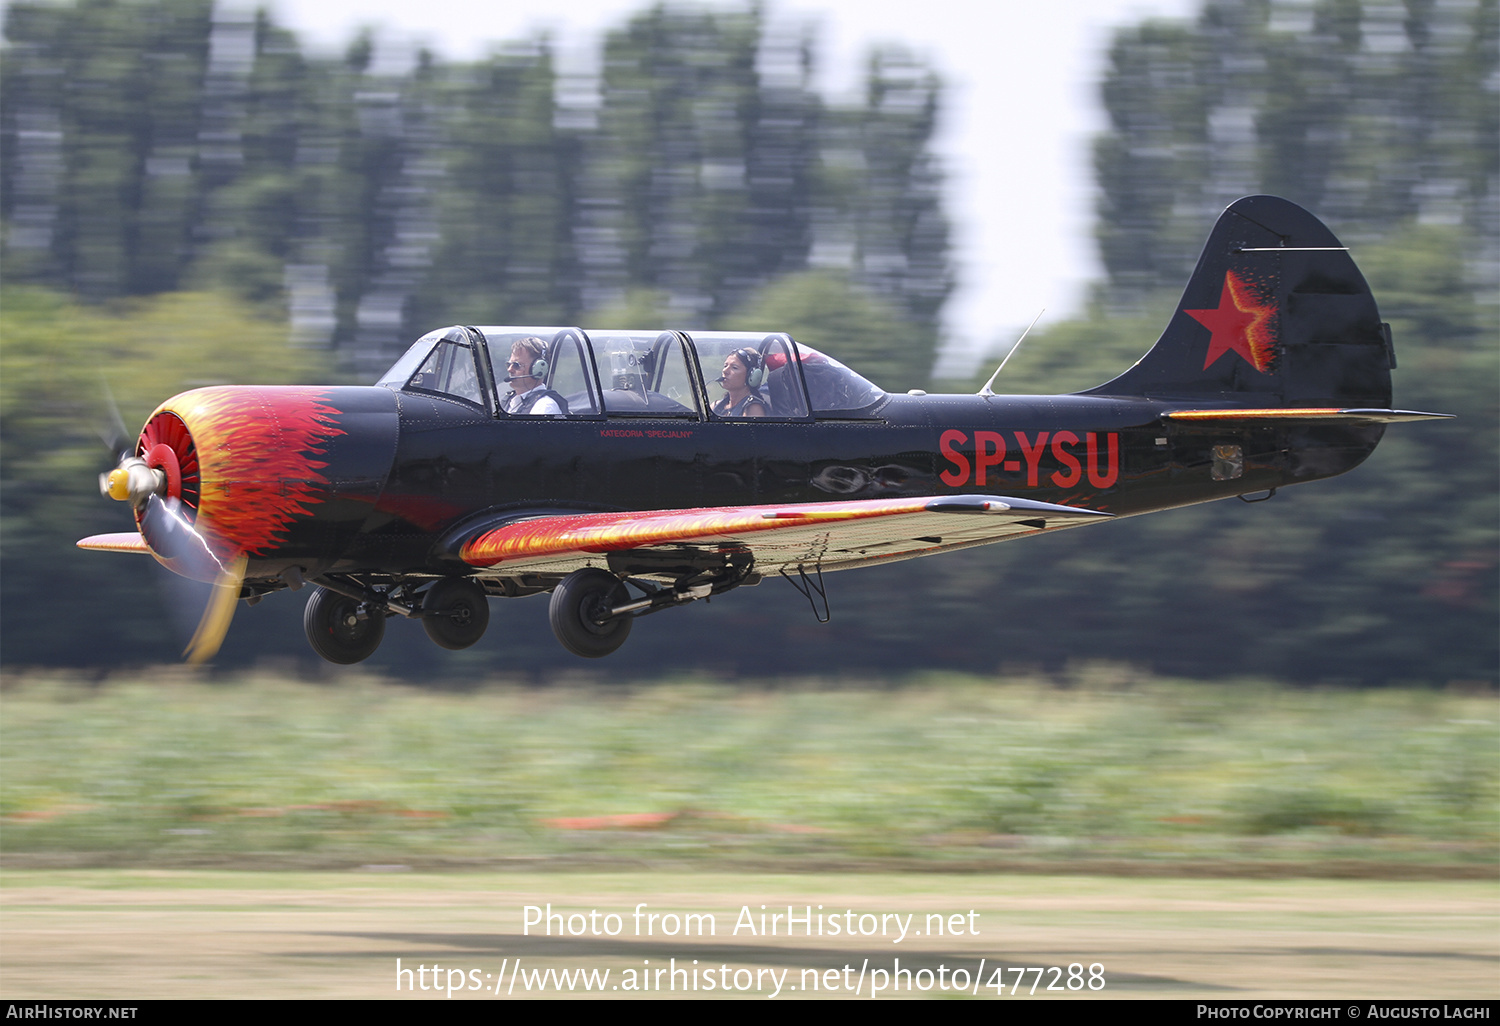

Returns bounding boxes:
[503,338,567,416]
[713,348,769,418]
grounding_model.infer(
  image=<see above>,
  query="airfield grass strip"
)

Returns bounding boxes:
[1,669,1494,873]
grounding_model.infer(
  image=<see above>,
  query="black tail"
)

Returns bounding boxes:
[1086,195,1393,408]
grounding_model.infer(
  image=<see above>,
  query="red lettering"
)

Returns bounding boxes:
[974,431,1006,486]
[1086,432,1119,488]
[939,429,970,487]
[1049,431,1082,488]
[1014,431,1050,487]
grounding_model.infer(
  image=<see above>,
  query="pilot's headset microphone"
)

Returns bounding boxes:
[505,338,549,384]
[716,347,765,389]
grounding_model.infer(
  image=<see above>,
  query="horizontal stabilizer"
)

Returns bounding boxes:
[77,532,152,554]
[1164,408,1453,424]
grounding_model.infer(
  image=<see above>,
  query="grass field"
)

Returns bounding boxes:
[2,669,1494,871]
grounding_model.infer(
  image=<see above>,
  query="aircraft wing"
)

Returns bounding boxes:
[456,495,1111,577]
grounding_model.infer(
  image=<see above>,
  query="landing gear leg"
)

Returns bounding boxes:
[303,585,385,664]
[548,569,632,658]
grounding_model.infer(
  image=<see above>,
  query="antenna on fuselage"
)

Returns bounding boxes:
[978,309,1044,397]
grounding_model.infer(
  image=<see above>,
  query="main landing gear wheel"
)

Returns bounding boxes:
[303,586,385,664]
[548,568,632,658]
[422,577,490,650]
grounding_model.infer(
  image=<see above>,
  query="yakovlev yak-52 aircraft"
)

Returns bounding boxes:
[81,196,1448,664]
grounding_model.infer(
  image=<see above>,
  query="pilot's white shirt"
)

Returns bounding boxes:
[505,384,562,416]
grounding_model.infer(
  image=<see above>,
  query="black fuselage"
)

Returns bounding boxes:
[309,388,1378,581]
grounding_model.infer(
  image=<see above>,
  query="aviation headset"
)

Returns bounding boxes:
[506,337,549,383]
[725,347,765,390]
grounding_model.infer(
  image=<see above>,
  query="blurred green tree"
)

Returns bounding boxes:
[1094,0,1498,300]
[585,5,789,325]
[409,43,578,331]
[839,47,951,362]
[0,0,214,298]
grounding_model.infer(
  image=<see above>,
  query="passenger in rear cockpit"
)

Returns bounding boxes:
[712,348,769,418]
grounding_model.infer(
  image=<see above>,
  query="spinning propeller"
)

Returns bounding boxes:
[96,397,246,664]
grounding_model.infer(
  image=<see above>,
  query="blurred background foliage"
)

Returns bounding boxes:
[1,0,1495,684]
[1,0,949,373]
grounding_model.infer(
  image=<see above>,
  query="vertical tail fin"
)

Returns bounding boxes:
[1085,195,1393,408]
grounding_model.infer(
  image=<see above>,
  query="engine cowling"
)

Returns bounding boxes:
[109,385,400,582]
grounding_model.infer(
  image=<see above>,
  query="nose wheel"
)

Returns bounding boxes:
[303,586,385,664]
[549,569,632,658]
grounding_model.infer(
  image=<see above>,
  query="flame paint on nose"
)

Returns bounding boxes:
[144,386,347,558]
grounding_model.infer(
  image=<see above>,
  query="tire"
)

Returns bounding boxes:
[548,569,632,658]
[421,577,490,650]
[303,586,385,664]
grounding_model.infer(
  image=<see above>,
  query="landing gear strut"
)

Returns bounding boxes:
[303,586,385,664]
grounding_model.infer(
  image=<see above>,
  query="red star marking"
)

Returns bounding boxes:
[1185,270,1276,373]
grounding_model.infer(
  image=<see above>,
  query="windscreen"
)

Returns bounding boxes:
[375,330,450,388]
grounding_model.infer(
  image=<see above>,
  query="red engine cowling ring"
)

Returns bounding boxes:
[136,411,201,510]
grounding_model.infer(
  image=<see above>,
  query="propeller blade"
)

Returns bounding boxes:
[183,554,247,665]
[138,494,226,583]
[138,493,246,664]
[97,379,133,461]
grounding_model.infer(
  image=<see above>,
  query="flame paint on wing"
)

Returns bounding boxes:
[460,499,934,568]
